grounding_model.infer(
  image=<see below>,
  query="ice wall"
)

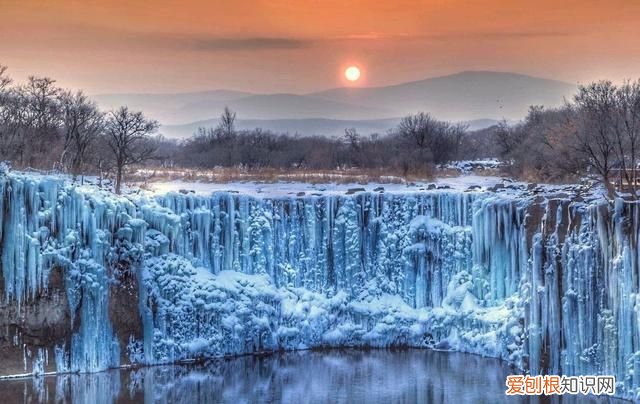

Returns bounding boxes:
[0,174,127,373]
[132,191,518,364]
[523,198,640,397]
[146,192,477,303]
[1,172,640,399]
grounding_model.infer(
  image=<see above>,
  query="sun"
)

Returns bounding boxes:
[344,66,361,82]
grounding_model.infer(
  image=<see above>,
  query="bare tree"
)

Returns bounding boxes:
[217,106,236,139]
[398,112,441,150]
[0,70,21,159]
[344,128,361,151]
[444,122,468,160]
[13,77,60,166]
[0,64,13,133]
[397,112,465,164]
[20,76,59,129]
[573,83,618,196]
[614,80,640,195]
[91,133,116,188]
[0,65,16,160]
[58,91,104,180]
[0,64,11,93]
[493,106,568,180]
[105,106,158,194]
[494,120,517,158]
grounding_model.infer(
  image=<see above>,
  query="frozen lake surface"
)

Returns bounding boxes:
[1,349,626,403]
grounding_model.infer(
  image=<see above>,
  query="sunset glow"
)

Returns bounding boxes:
[2,0,640,93]
[345,66,361,82]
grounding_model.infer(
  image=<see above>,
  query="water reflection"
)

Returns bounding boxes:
[1,349,627,403]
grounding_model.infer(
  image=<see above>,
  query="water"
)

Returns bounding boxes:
[1,349,627,403]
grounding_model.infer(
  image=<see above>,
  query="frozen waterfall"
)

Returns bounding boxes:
[1,172,640,399]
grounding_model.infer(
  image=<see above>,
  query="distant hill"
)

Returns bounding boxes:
[309,71,576,122]
[94,71,576,131]
[93,89,252,124]
[171,94,395,124]
[161,117,502,139]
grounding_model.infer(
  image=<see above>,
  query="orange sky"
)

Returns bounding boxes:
[1,0,640,93]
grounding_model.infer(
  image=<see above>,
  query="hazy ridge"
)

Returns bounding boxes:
[94,71,576,137]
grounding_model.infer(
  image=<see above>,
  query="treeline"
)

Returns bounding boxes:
[496,80,640,196]
[0,63,492,188]
[163,80,640,197]
[3,62,640,196]
[169,108,477,177]
[0,65,158,193]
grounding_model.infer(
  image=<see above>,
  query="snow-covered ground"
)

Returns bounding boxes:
[146,175,504,196]
[145,174,596,199]
[440,158,503,173]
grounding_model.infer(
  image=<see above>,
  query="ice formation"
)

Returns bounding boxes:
[1,171,640,399]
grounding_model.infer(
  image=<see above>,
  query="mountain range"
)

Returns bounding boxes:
[93,71,577,138]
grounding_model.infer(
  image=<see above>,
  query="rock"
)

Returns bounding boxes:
[346,187,366,195]
[434,340,451,350]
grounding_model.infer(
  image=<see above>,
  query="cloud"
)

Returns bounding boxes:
[426,30,574,40]
[317,30,574,45]
[120,30,576,53]
[106,30,314,52]
[178,36,312,51]
[22,23,316,52]
[14,21,575,55]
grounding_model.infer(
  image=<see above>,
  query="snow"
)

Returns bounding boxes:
[1,169,639,400]
[146,176,506,197]
[137,254,516,363]
[440,159,503,173]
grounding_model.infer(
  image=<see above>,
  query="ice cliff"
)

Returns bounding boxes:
[1,172,639,399]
